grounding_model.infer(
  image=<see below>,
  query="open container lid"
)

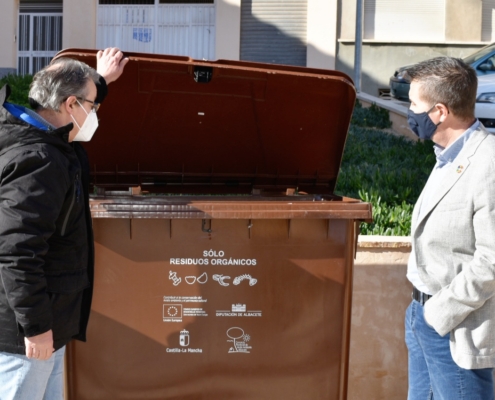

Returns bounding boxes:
[54,49,356,196]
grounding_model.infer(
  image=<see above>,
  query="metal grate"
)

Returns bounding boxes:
[18,15,30,52]
[33,16,62,51]
[17,57,30,76]
[32,57,54,72]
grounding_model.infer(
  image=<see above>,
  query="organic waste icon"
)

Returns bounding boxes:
[233,274,257,286]
[170,271,207,285]
[169,271,181,286]
[212,274,231,286]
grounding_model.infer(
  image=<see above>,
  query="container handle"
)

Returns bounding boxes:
[202,219,212,233]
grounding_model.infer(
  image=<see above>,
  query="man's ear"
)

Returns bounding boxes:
[436,103,450,122]
[63,95,78,114]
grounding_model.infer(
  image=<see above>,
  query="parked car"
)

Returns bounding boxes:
[390,42,495,101]
[476,74,495,133]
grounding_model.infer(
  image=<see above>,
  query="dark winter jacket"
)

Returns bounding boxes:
[0,84,98,354]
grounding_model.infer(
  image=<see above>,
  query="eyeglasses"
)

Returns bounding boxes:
[78,98,100,113]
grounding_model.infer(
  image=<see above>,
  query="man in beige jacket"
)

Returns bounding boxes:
[406,57,495,400]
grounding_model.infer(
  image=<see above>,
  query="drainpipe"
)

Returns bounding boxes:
[354,0,363,93]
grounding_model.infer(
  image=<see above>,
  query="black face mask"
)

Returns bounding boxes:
[407,105,440,140]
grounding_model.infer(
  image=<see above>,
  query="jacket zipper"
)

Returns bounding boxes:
[61,173,80,236]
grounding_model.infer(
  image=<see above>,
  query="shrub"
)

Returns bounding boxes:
[336,102,436,236]
[0,73,33,108]
[357,189,413,236]
[351,101,392,129]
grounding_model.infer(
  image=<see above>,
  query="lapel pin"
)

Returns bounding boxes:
[456,165,464,174]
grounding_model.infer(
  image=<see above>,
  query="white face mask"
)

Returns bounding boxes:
[71,100,99,142]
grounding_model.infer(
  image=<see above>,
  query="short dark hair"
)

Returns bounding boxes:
[406,57,477,120]
[29,58,99,112]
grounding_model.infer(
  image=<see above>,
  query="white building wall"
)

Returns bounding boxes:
[306,0,336,69]
[215,0,241,60]
[62,0,97,49]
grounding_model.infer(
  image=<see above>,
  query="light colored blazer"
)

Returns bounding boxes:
[412,125,495,369]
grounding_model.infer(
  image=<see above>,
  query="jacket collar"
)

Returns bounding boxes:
[0,84,74,155]
[412,126,490,232]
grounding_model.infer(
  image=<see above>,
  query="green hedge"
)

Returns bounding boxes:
[335,102,436,236]
[351,101,392,130]
[0,74,33,108]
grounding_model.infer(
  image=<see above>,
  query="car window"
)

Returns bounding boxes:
[464,43,495,65]
[480,54,495,72]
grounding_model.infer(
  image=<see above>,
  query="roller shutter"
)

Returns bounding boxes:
[240,0,307,66]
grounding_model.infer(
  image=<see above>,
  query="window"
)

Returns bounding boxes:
[18,1,63,75]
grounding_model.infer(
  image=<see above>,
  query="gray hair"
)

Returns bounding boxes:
[406,57,477,120]
[29,58,99,111]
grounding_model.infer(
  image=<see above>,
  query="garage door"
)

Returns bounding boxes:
[97,0,215,60]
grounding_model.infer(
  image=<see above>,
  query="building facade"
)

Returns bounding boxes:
[0,0,336,77]
[0,0,494,96]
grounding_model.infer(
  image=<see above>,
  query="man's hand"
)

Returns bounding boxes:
[24,329,54,360]
[96,47,129,84]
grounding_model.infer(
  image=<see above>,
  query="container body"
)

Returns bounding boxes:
[66,216,358,400]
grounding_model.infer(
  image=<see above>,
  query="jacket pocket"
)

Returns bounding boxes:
[61,172,81,237]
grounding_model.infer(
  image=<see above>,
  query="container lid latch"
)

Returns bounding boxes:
[194,66,213,83]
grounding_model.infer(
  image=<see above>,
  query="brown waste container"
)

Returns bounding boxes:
[56,49,372,400]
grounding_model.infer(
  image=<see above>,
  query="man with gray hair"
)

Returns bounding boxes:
[0,48,128,399]
[406,56,495,399]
